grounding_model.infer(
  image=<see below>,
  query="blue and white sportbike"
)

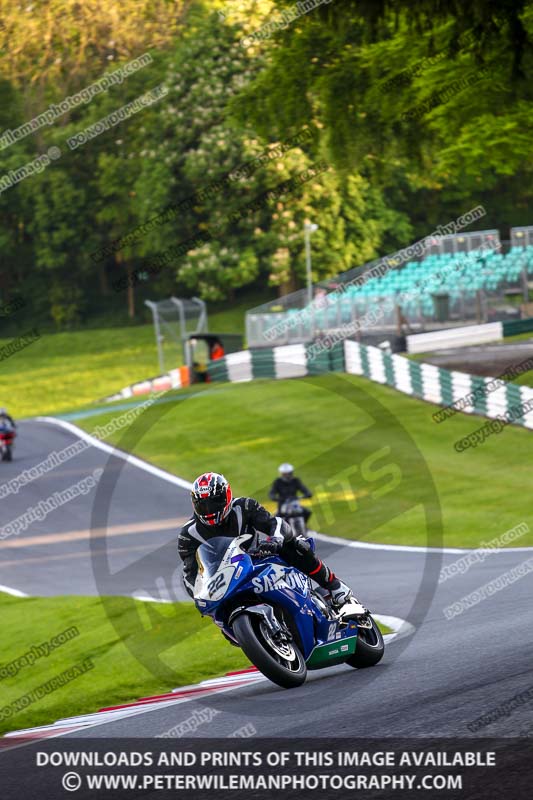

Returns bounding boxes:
[193,534,384,689]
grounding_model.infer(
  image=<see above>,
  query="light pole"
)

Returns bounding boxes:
[304,222,319,306]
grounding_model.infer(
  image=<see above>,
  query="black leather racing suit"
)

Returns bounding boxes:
[178,497,336,598]
[269,476,312,523]
[0,414,16,430]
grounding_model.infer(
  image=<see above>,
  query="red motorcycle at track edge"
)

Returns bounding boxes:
[0,425,16,462]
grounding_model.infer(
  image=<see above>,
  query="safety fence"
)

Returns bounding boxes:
[245,230,533,348]
[503,317,533,337]
[101,338,533,433]
[207,341,533,431]
[343,341,533,430]
[207,342,344,383]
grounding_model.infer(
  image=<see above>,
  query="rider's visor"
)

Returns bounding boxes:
[195,494,226,516]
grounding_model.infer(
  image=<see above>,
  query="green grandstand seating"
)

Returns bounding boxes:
[310,244,533,325]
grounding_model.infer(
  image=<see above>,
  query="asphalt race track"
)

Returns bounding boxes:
[419,340,533,377]
[0,419,192,600]
[1,419,533,738]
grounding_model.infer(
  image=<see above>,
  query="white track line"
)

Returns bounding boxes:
[1,414,508,740]
[312,531,465,555]
[4,679,263,742]
[312,531,533,555]
[132,593,172,604]
[375,613,415,643]
[33,417,533,554]
[4,616,413,742]
[34,416,194,491]
[0,584,29,597]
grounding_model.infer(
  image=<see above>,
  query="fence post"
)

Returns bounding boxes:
[395,303,402,336]
[522,263,529,304]
[145,300,165,373]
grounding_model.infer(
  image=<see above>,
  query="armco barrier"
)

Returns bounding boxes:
[101,366,189,402]
[343,340,533,430]
[100,338,533,433]
[207,342,344,383]
[209,340,533,431]
[502,317,533,337]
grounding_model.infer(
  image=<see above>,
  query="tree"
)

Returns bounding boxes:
[234,1,533,237]
[126,10,409,299]
[0,0,192,94]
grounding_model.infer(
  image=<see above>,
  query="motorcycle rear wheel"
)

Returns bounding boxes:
[346,614,384,668]
[232,611,307,688]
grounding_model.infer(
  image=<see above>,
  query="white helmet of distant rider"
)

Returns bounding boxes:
[278,463,294,481]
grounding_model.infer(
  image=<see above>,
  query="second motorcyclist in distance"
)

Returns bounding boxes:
[269,462,313,527]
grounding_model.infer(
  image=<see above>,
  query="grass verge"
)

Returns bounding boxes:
[76,374,533,549]
[0,291,274,419]
[0,592,391,736]
[0,326,160,419]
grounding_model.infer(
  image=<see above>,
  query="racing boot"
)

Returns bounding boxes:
[296,546,368,616]
[330,579,368,617]
[330,579,353,607]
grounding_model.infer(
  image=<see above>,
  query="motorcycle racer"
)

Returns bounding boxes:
[269,463,312,525]
[178,472,354,609]
[0,408,16,429]
[0,408,16,462]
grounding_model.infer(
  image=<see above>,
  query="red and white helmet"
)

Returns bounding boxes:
[191,472,232,526]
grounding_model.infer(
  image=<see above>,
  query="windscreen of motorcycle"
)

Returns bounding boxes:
[194,536,239,602]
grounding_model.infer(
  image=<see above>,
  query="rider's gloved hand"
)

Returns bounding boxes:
[248,536,283,558]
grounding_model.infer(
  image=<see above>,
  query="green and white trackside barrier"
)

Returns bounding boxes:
[407,316,533,354]
[208,340,533,431]
[207,342,344,383]
[503,317,533,338]
[343,340,533,429]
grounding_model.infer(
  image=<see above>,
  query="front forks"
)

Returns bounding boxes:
[229,603,285,639]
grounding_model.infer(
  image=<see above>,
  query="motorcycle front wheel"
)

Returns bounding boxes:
[346,614,384,668]
[232,611,307,688]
